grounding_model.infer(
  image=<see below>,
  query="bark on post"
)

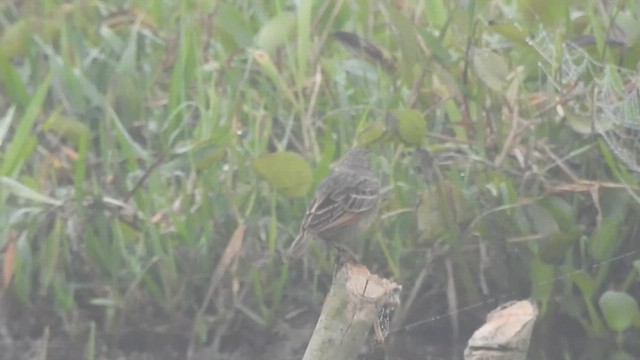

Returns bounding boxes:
[302,261,401,360]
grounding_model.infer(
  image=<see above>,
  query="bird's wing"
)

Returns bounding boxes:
[302,172,379,233]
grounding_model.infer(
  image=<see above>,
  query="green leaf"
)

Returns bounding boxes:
[13,232,32,301]
[0,56,29,108]
[39,217,62,295]
[517,203,559,236]
[570,271,595,298]
[216,3,253,48]
[254,12,296,55]
[538,227,581,265]
[472,48,510,92]
[588,218,621,262]
[391,108,426,146]
[519,0,571,26]
[423,0,447,28]
[539,196,575,231]
[356,121,386,146]
[564,108,595,135]
[530,256,554,305]
[0,177,63,206]
[253,151,312,198]
[0,18,32,59]
[489,22,529,45]
[599,291,639,332]
[42,110,91,146]
[0,72,51,176]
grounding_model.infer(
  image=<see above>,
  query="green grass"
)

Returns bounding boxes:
[1,0,640,359]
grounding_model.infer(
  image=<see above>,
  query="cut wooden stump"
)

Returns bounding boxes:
[301,261,401,360]
[464,299,539,360]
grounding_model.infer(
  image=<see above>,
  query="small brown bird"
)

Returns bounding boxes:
[286,147,380,259]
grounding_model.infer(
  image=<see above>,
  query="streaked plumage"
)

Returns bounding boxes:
[286,148,380,259]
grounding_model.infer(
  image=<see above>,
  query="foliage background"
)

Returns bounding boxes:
[1,0,639,359]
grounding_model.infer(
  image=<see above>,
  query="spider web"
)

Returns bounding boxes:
[527,29,640,173]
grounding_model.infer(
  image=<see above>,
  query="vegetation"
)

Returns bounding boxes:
[1,0,639,359]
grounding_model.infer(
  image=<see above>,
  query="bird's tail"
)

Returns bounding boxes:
[286,231,310,260]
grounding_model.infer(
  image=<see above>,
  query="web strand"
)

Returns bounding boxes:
[391,249,637,333]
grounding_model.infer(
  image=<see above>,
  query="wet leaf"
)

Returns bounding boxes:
[254,12,296,55]
[253,151,312,198]
[599,291,639,332]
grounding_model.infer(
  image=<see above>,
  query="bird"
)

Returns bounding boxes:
[286,147,380,260]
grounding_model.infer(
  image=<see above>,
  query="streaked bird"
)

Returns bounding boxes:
[286,148,380,259]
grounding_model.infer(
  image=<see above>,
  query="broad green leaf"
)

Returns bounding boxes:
[588,218,621,262]
[530,257,554,305]
[599,291,639,332]
[570,272,595,297]
[615,11,640,46]
[253,152,312,198]
[391,108,426,146]
[538,227,581,265]
[254,12,296,55]
[472,49,509,92]
[516,203,558,236]
[564,109,595,135]
[540,196,575,231]
[356,121,386,146]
